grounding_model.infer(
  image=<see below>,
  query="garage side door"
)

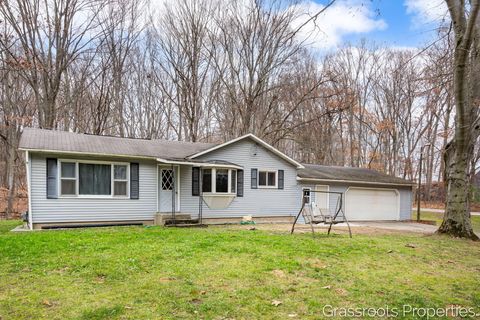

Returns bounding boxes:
[345,188,399,221]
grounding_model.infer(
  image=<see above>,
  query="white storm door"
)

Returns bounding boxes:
[159,167,179,212]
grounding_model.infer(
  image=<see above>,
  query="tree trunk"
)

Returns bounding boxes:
[5,129,17,219]
[437,0,480,240]
[438,142,478,239]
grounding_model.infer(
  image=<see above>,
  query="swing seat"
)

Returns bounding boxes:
[318,206,347,225]
[303,206,320,224]
[291,191,352,238]
[312,205,335,224]
[310,217,324,224]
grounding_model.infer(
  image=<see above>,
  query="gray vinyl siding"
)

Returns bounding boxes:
[179,139,302,218]
[299,182,412,221]
[30,153,157,223]
[28,143,413,224]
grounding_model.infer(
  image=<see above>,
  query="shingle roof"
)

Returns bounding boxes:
[19,129,414,186]
[298,164,413,186]
[19,128,217,160]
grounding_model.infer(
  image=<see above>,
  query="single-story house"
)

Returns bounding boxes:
[19,128,413,229]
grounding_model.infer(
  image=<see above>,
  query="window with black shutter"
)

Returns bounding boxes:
[192,167,200,196]
[130,163,139,199]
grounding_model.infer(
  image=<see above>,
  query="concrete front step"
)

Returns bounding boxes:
[155,213,196,226]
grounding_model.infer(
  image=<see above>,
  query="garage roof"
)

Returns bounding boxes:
[298,164,413,186]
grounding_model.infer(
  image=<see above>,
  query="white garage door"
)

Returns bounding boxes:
[345,188,399,221]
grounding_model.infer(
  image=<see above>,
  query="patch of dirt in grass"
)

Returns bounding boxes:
[304,258,328,269]
[271,269,286,278]
[94,275,106,284]
[50,266,70,275]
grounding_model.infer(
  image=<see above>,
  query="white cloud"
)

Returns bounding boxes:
[290,0,387,50]
[404,0,448,26]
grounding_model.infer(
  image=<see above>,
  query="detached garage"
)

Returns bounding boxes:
[297,165,413,221]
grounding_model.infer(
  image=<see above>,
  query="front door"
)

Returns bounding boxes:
[159,166,179,212]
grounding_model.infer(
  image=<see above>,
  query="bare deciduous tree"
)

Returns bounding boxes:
[437,0,480,240]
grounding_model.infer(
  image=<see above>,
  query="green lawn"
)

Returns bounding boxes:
[0,221,479,319]
[415,211,480,233]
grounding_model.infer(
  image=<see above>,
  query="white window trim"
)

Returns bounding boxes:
[202,168,237,195]
[59,160,77,197]
[58,159,130,199]
[113,164,130,197]
[258,169,278,189]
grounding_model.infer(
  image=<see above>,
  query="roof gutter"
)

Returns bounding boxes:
[296,177,414,187]
[156,158,243,169]
[18,148,157,160]
[18,148,244,169]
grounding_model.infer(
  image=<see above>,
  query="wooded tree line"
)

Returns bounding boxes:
[0,0,474,217]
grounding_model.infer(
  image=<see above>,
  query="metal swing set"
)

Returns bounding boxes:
[290,189,352,238]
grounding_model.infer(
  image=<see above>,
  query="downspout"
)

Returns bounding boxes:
[171,164,176,226]
[199,167,203,224]
[25,150,33,230]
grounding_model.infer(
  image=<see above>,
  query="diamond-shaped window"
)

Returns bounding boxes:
[162,169,174,191]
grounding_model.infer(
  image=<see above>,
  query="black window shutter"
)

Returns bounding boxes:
[192,167,200,196]
[46,158,58,199]
[130,163,140,199]
[251,168,258,189]
[237,169,244,197]
[278,170,284,189]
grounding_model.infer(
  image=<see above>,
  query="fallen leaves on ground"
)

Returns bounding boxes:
[42,300,52,307]
[335,288,348,296]
[271,300,282,307]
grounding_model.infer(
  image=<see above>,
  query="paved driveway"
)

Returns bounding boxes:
[287,221,440,235]
[245,221,480,237]
[313,221,480,237]
[346,221,438,234]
